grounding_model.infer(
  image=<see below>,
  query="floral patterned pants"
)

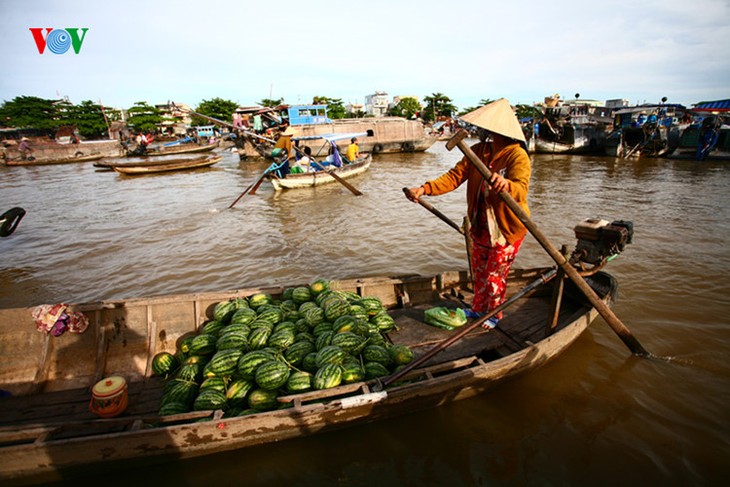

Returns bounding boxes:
[470,236,524,318]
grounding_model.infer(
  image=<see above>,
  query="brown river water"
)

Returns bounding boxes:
[1,142,729,486]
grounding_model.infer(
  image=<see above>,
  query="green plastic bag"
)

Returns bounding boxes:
[424,307,467,330]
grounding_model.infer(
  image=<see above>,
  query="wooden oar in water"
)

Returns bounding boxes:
[446,129,650,357]
[402,187,463,235]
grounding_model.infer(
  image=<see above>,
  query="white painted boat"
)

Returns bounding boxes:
[269,155,371,190]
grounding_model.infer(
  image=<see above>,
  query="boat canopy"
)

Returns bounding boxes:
[293,132,370,143]
[692,99,730,113]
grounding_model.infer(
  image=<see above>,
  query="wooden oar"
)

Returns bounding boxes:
[172,104,364,196]
[446,129,650,357]
[402,187,463,234]
[378,268,559,389]
[228,168,272,208]
[310,160,363,196]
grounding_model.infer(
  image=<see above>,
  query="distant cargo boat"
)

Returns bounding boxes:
[667,99,730,161]
[604,103,686,159]
[236,104,439,157]
[533,104,610,155]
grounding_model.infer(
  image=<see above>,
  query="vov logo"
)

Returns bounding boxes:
[30,28,89,55]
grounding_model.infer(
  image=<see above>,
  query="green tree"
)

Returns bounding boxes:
[0,95,61,130]
[127,101,162,133]
[66,100,109,138]
[313,96,346,119]
[459,98,495,115]
[258,98,283,108]
[388,97,421,119]
[515,103,542,121]
[193,97,238,126]
[422,93,457,122]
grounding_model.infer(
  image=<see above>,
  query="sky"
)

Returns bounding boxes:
[1,0,729,112]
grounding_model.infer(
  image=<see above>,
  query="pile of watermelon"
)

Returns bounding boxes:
[151,279,415,417]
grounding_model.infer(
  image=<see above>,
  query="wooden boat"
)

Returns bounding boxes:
[4,152,104,166]
[112,155,222,175]
[94,154,215,170]
[269,154,372,190]
[0,265,618,484]
[134,142,218,157]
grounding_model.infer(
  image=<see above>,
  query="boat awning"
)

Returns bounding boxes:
[692,99,730,112]
[293,132,370,143]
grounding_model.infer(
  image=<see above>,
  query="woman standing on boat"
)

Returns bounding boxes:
[406,99,531,327]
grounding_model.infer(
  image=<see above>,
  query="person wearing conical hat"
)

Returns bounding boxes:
[406,98,531,327]
[272,125,298,175]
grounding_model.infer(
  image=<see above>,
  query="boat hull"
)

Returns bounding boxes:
[0,268,616,484]
[269,155,371,190]
[112,156,222,175]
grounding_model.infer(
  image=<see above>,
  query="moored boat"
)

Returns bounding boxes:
[112,155,222,175]
[133,141,218,157]
[94,154,217,170]
[0,263,618,484]
[4,152,104,166]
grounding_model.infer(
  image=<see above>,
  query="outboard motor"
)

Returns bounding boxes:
[572,218,633,265]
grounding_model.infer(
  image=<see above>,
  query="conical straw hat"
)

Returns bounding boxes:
[460,98,525,143]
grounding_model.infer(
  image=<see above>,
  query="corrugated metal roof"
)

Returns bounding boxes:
[692,99,730,111]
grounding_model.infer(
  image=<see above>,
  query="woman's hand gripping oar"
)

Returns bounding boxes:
[446,129,651,357]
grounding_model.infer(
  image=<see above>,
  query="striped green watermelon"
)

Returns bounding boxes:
[273,321,297,334]
[248,293,272,309]
[298,301,319,314]
[176,362,204,383]
[304,307,325,327]
[389,344,414,365]
[221,323,251,338]
[313,363,343,390]
[161,380,199,407]
[370,311,396,333]
[302,352,319,372]
[315,345,347,368]
[332,316,360,334]
[207,349,243,377]
[254,360,291,390]
[152,351,179,377]
[200,320,227,337]
[216,330,249,351]
[341,362,366,383]
[256,307,282,325]
[267,329,296,350]
[230,307,257,326]
[364,361,390,379]
[247,388,279,411]
[158,401,190,416]
[213,300,238,323]
[309,279,330,296]
[282,287,295,301]
[194,389,228,411]
[286,371,313,392]
[323,297,349,321]
[200,376,227,393]
[248,326,272,350]
[237,350,276,379]
[284,340,315,366]
[292,286,312,304]
[362,345,392,366]
[315,330,334,351]
[358,297,384,316]
[295,331,315,344]
[312,321,333,337]
[178,335,195,355]
[331,332,366,354]
[189,333,218,356]
[226,378,254,408]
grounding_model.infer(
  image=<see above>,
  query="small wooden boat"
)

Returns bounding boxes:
[112,155,222,175]
[0,265,617,484]
[269,154,371,190]
[94,155,215,170]
[136,142,218,157]
[5,152,104,166]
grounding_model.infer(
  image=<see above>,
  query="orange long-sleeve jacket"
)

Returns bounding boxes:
[422,140,531,245]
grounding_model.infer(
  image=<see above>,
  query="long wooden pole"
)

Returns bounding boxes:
[402,188,463,235]
[446,130,650,357]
